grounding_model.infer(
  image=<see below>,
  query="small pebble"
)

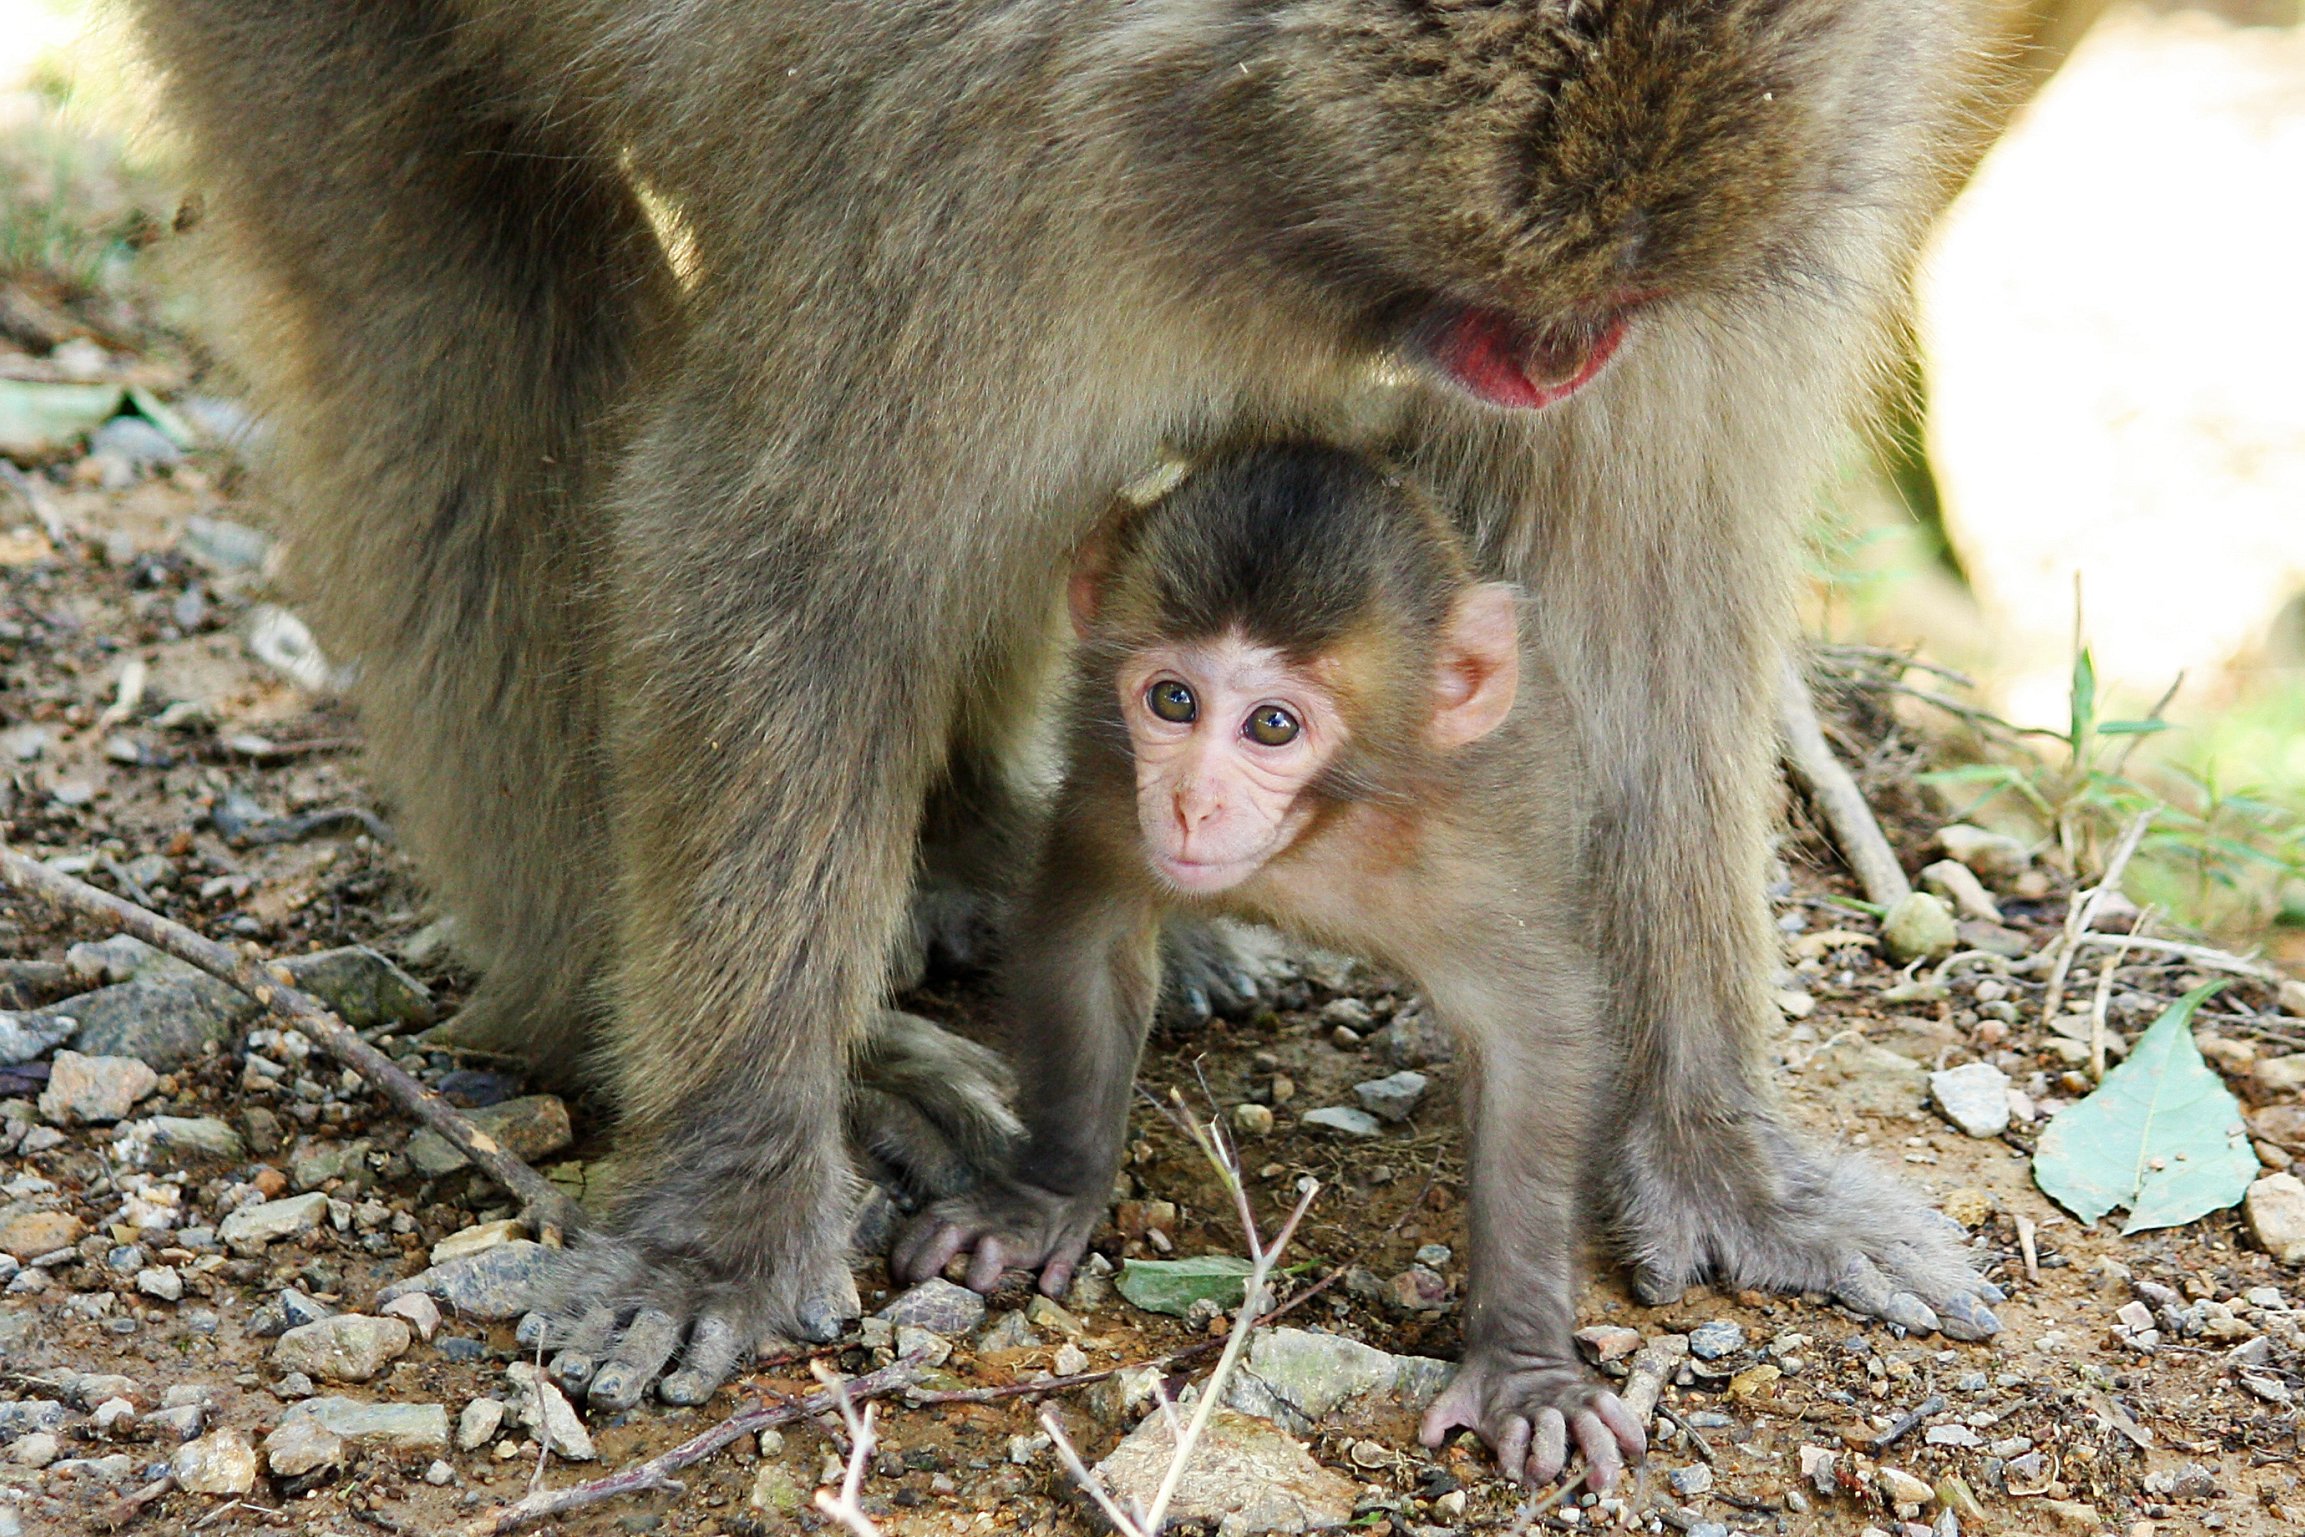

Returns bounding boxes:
[1687,1320,1746,1360]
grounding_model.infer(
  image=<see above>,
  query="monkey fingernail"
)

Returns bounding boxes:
[514,1312,550,1349]
[1935,1293,2002,1340]
[1974,1280,2009,1305]
[549,1352,597,1390]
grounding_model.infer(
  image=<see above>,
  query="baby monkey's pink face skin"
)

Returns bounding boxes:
[1118,634,1343,895]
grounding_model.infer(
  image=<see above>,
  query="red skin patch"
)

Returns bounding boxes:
[1431,307,1630,410]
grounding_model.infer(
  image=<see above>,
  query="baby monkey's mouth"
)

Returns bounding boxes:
[1420,302,1637,410]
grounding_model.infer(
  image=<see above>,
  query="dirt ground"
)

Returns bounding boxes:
[3,231,2304,1537]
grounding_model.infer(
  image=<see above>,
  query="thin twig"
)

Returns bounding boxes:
[2066,932,2283,982]
[2015,1215,2040,1285]
[0,840,586,1235]
[811,1364,885,1537]
[455,1356,928,1536]
[1656,1402,1715,1464]
[1778,656,1911,907]
[2040,809,2156,1027]
[2087,907,2154,1082]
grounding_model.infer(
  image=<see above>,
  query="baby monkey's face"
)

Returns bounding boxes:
[1116,631,1345,895]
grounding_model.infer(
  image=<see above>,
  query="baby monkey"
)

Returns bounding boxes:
[896,443,1644,1488]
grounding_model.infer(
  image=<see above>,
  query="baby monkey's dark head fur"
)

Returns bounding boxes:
[1084,442,1507,800]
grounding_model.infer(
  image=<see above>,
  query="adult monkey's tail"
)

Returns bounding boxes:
[130,1,676,1069]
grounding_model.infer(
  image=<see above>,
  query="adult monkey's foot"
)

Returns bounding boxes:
[1158,916,1291,1030]
[519,1151,861,1409]
[1420,1351,1646,1490]
[1617,1119,2006,1341]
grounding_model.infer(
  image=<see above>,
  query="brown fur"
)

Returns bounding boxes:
[128,0,1992,1410]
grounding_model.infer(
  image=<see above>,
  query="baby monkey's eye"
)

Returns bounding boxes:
[1147,679,1197,723]
[1245,706,1300,746]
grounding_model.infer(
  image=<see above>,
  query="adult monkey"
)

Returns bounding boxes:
[131,0,1992,1424]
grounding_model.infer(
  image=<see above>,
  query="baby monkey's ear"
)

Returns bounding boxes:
[1429,582,1520,749]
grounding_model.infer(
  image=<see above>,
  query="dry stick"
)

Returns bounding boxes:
[2039,808,2156,1027]
[0,841,587,1237]
[1777,657,1912,908]
[454,1356,929,1537]
[2087,907,2154,1082]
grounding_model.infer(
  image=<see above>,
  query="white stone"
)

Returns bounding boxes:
[1930,1062,2013,1139]
[261,1418,345,1479]
[216,1192,329,1256]
[171,1429,258,1495]
[271,1315,413,1383]
[506,1363,595,1461]
[36,1052,158,1126]
[380,1292,442,1341]
[456,1397,506,1452]
[429,1218,527,1266]
[2245,1173,2305,1264]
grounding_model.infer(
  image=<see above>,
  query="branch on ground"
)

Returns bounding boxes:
[0,839,587,1236]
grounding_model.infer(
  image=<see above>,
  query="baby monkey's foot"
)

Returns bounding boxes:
[890,1178,1107,1297]
[1420,1353,1646,1490]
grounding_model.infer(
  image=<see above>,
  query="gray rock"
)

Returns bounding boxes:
[405,1095,570,1177]
[289,1138,370,1191]
[1687,1320,1746,1361]
[1386,1267,1450,1313]
[1351,1071,1429,1124]
[278,947,434,1032]
[456,1397,505,1452]
[135,1266,184,1302]
[278,1397,449,1454]
[261,1418,344,1478]
[91,416,184,475]
[1881,891,1959,964]
[1223,1327,1453,1434]
[1094,1407,1356,1535]
[217,1192,331,1256]
[64,935,194,987]
[878,1277,987,1335]
[506,1363,595,1461]
[272,1315,412,1383]
[0,1010,75,1067]
[146,1404,205,1442]
[0,959,70,1010]
[20,980,253,1070]
[1668,1464,1713,1497]
[37,1051,158,1124]
[180,514,271,573]
[0,1400,67,1440]
[975,1311,1039,1352]
[1301,1106,1383,1140]
[1375,1006,1455,1069]
[1930,1062,2013,1139]
[64,1373,137,1410]
[53,1452,137,1483]
[135,1116,245,1161]
[379,1239,556,1320]
[1802,1038,1928,1119]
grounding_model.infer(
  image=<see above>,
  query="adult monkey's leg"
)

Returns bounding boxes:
[529,340,1141,1406]
[129,0,671,1074]
[1414,301,2003,1340]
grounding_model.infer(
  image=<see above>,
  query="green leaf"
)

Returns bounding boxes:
[2032,984,2259,1233]
[2097,719,2172,737]
[126,385,198,451]
[0,379,125,458]
[1114,1255,1254,1317]
[2069,647,2097,756]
